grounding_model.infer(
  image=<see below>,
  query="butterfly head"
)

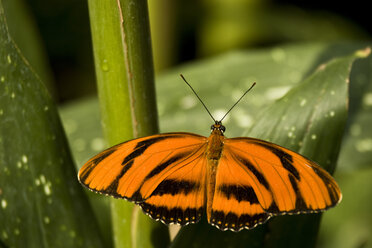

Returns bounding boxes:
[211,121,226,133]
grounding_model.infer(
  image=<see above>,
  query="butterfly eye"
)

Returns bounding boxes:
[220,125,226,133]
[210,125,215,131]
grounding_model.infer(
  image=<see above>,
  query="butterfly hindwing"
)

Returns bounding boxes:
[140,148,207,225]
[209,153,271,231]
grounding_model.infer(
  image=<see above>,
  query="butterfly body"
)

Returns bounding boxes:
[205,122,226,223]
[78,121,341,232]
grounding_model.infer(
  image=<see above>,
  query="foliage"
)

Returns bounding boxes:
[1,0,372,247]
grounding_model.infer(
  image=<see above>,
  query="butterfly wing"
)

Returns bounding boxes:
[208,151,271,231]
[78,132,208,225]
[209,137,341,231]
[139,146,208,225]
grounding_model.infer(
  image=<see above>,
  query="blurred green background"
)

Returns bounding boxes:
[1,0,372,247]
[2,0,371,103]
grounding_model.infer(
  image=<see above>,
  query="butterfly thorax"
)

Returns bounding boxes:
[206,123,225,161]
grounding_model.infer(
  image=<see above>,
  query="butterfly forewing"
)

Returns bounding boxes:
[78,133,207,203]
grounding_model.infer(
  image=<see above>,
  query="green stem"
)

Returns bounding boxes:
[148,0,176,72]
[87,0,168,247]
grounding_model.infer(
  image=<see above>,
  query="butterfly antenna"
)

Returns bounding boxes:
[180,74,216,122]
[219,82,256,122]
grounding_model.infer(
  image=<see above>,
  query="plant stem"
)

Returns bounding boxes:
[87,0,168,247]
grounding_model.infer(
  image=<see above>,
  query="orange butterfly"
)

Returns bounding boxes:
[78,75,341,232]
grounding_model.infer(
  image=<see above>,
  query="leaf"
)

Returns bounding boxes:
[2,0,55,95]
[318,167,372,248]
[0,3,105,248]
[318,56,372,247]
[155,43,369,136]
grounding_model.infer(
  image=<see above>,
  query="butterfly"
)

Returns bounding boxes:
[78,75,342,232]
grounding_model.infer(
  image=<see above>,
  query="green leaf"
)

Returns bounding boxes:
[318,57,372,247]
[156,43,368,135]
[318,167,372,248]
[2,0,55,95]
[0,3,105,248]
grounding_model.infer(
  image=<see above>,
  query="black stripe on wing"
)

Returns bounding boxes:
[210,210,271,232]
[257,142,300,180]
[140,202,204,225]
[218,184,259,204]
[311,166,340,206]
[231,154,270,190]
[150,179,201,196]
[144,152,189,180]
